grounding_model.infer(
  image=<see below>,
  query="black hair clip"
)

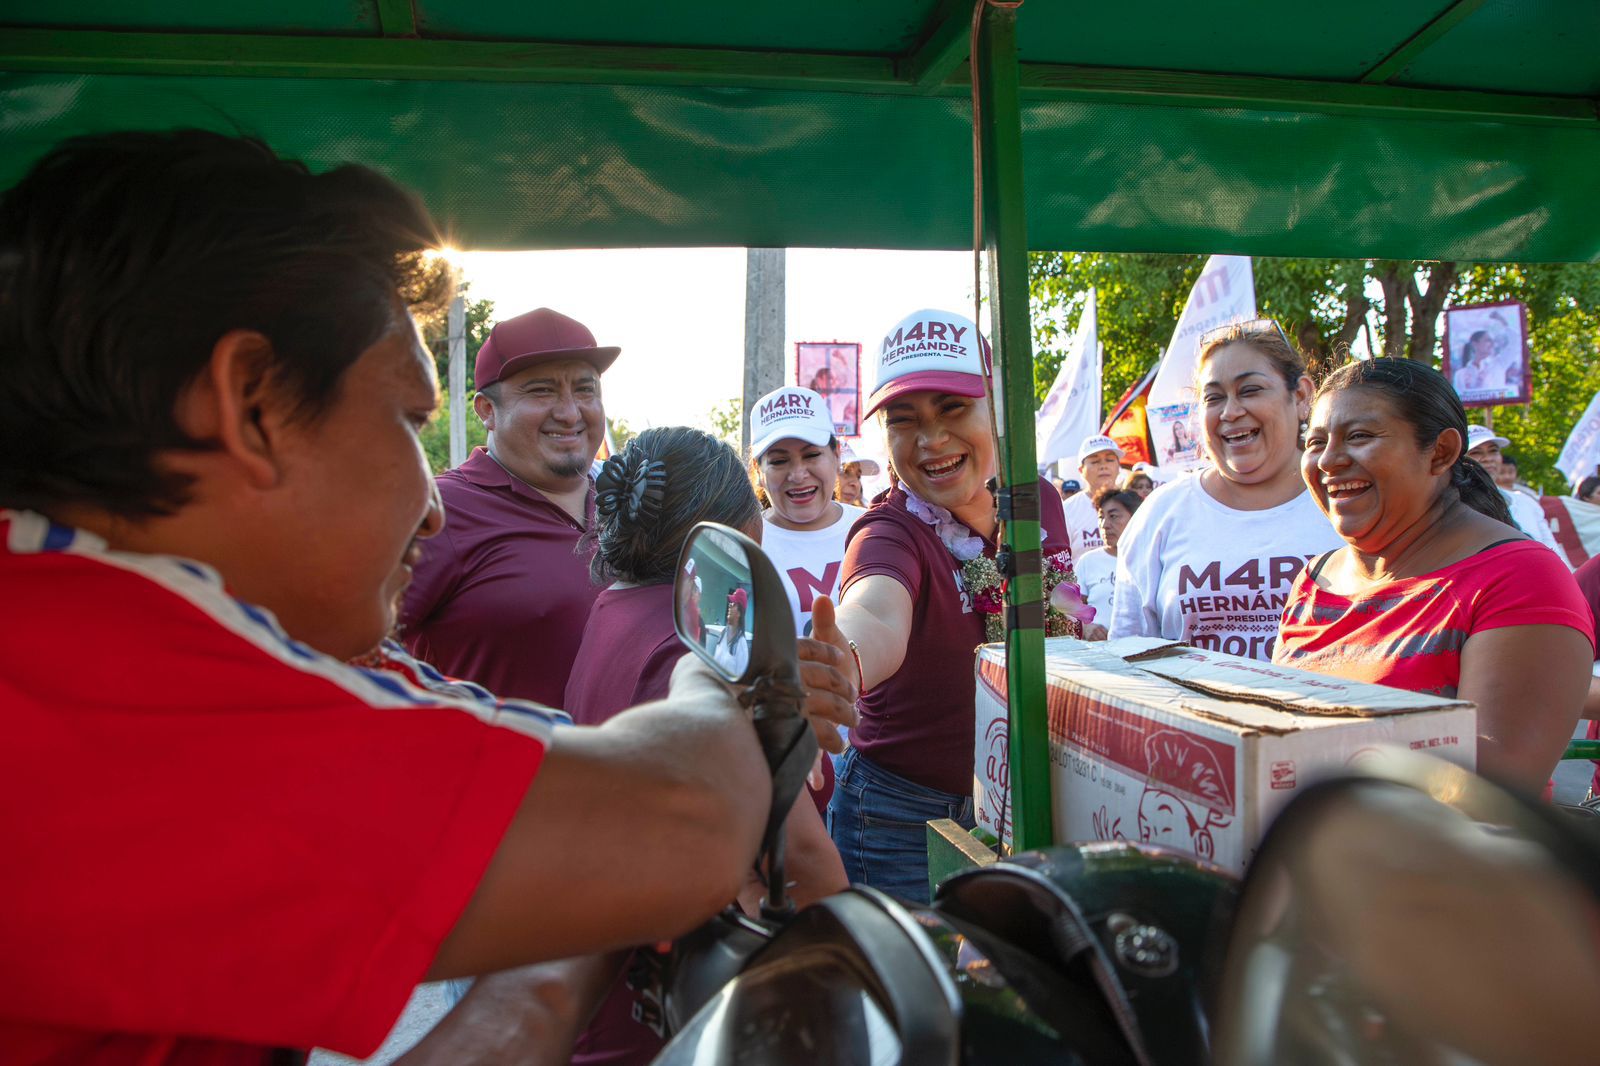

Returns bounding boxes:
[596,449,668,525]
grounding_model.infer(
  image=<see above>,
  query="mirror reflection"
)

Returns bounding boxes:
[677,525,756,682]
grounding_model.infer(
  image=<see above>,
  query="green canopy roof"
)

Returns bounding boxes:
[3,1,1597,259]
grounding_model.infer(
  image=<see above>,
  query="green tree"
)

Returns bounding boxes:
[416,287,494,473]
[608,416,639,451]
[1030,254,1600,492]
[706,398,742,447]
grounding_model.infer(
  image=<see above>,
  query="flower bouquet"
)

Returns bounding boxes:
[962,550,1094,643]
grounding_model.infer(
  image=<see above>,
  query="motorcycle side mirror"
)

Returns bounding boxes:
[674,522,813,925]
[674,522,799,688]
[1216,749,1600,1066]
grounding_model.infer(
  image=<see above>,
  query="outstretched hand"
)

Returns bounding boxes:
[796,595,859,755]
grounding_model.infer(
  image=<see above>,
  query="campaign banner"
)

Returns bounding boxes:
[1442,301,1530,408]
[1556,388,1600,487]
[1147,255,1256,471]
[1149,401,1202,470]
[1035,288,1102,468]
[796,342,861,437]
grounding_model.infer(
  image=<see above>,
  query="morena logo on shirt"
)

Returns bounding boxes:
[757,392,817,421]
[788,562,841,616]
[880,319,970,366]
[1174,554,1317,661]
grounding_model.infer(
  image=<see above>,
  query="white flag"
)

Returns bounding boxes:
[1557,389,1600,487]
[1147,255,1256,472]
[1035,289,1101,467]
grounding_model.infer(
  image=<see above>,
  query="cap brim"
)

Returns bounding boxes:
[865,371,988,417]
[751,423,835,459]
[854,459,882,476]
[492,345,621,385]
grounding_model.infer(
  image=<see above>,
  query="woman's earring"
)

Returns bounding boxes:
[1298,419,1309,449]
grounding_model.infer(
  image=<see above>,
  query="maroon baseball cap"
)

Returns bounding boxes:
[474,307,621,389]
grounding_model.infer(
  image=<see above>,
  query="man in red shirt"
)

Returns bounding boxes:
[400,306,614,707]
[0,130,851,1065]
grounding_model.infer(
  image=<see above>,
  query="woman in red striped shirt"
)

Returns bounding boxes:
[1276,359,1593,793]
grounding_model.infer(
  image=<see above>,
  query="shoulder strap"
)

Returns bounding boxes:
[1475,536,1529,556]
[1307,549,1339,581]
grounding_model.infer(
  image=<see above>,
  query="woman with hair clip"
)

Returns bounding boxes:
[1277,359,1594,793]
[561,426,849,1066]
[1110,319,1342,660]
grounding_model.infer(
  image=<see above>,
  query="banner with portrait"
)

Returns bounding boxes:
[795,342,861,437]
[1149,401,1203,469]
[1442,301,1530,408]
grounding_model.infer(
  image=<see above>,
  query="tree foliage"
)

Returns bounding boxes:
[1030,254,1600,491]
[705,398,742,447]
[416,288,494,473]
[609,416,639,451]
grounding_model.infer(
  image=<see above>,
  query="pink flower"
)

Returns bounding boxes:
[1050,581,1096,624]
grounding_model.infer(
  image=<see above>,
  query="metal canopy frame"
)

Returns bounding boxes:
[2,27,1592,126]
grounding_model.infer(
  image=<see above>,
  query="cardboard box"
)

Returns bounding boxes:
[974,637,1476,874]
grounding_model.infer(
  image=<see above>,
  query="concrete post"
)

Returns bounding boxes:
[742,248,786,456]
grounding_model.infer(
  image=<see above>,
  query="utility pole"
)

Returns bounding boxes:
[447,291,467,468]
[742,248,786,455]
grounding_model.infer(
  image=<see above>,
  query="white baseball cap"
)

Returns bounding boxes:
[1077,434,1123,467]
[1465,424,1510,452]
[749,385,835,459]
[865,308,990,417]
[839,442,881,477]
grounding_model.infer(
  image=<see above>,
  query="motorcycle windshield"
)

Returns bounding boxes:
[653,944,902,1065]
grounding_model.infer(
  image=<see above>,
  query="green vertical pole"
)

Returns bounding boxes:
[976,3,1053,851]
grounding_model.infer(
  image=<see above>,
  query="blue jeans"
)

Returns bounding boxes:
[828,748,974,905]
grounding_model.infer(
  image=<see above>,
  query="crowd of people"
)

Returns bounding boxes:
[4,129,1599,1065]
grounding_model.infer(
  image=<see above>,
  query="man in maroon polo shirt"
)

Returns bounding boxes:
[401,307,614,707]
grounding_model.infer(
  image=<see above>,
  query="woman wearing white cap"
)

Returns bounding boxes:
[1109,320,1341,661]
[826,309,1071,902]
[1465,423,1569,564]
[1062,434,1125,563]
[748,386,867,641]
[835,443,880,507]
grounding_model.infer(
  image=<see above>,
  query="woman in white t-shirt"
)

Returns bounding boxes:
[748,386,866,640]
[1075,487,1143,639]
[1109,320,1343,660]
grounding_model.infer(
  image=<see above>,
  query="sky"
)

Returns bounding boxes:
[458,247,978,466]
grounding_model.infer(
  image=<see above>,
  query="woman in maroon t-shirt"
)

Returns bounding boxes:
[829,309,1069,903]
[561,426,848,1066]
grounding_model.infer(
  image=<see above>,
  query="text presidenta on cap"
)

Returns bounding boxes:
[865,309,990,417]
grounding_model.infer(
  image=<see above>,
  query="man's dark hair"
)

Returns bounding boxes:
[0,129,451,517]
